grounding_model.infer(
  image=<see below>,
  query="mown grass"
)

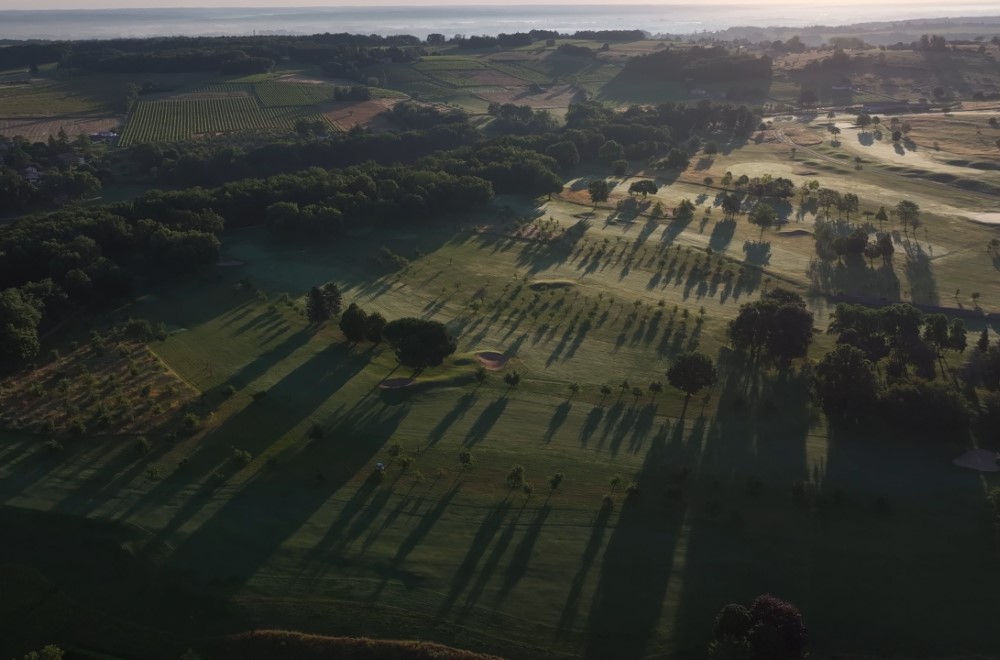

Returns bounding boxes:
[4,104,1000,659]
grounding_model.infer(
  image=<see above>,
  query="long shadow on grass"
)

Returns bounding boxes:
[668,349,813,657]
[124,342,371,553]
[436,499,512,620]
[582,415,702,659]
[161,399,408,638]
[463,397,510,447]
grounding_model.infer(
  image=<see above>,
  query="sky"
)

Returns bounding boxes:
[2,0,982,7]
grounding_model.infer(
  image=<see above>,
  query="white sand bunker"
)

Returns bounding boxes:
[953,449,1000,472]
[528,279,575,291]
[966,213,1000,226]
[476,351,509,371]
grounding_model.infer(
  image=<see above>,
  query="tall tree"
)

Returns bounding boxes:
[666,351,718,399]
[749,202,777,235]
[306,286,330,324]
[588,179,612,206]
[365,311,387,344]
[339,303,368,343]
[811,344,879,423]
[321,282,343,317]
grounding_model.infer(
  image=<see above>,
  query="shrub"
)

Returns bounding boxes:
[135,436,151,454]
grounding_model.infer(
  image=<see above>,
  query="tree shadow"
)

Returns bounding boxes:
[427,393,477,446]
[463,397,510,447]
[583,416,702,658]
[436,500,512,620]
[545,401,573,444]
[494,505,551,608]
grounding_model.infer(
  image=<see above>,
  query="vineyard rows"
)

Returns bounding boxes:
[118,96,338,146]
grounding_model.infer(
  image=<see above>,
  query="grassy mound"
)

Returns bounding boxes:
[210,630,503,660]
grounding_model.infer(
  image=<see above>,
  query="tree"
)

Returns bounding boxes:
[0,287,44,367]
[837,193,859,220]
[306,286,330,324]
[505,464,526,491]
[628,180,658,198]
[545,140,580,169]
[727,289,814,362]
[548,472,564,492]
[977,328,990,352]
[704,141,719,156]
[568,382,581,398]
[612,159,629,176]
[321,282,343,317]
[948,318,967,353]
[458,449,473,472]
[21,646,65,660]
[747,594,808,660]
[504,370,521,389]
[874,206,888,226]
[895,200,920,232]
[721,193,742,220]
[666,351,717,399]
[648,380,663,400]
[365,311,387,344]
[382,317,457,368]
[339,303,368,343]
[676,199,696,219]
[588,179,612,206]
[811,344,879,423]
[598,139,625,163]
[600,384,612,403]
[749,202,777,236]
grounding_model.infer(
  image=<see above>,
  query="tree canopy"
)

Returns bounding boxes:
[382,317,457,368]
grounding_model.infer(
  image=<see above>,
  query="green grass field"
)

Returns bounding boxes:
[3,128,1000,657]
[4,41,1000,659]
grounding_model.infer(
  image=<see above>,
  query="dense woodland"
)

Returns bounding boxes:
[0,97,762,367]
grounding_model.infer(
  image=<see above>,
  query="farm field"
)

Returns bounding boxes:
[3,101,1000,657]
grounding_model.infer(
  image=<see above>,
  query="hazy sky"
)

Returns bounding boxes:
[3,0,973,7]
[0,0,1000,9]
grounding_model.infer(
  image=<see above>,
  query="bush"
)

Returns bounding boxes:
[135,436,151,454]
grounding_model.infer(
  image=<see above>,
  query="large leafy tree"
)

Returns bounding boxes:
[811,344,879,423]
[339,303,368,343]
[748,202,777,235]
[0,287,44,367]
[728,288,813,362]
[382,317,457,368]
[666,351,717,399]
[588,179,612,206]
[710,595,806,660]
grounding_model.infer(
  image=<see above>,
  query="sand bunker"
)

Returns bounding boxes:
[953,449,1000,472]
[379,378,415,390]
[778,229,813,237]
[967,213,1000,226]
[476,351,509,371]
[528,280,575,291]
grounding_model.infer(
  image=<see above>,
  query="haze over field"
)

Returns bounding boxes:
[2,3,1000,40]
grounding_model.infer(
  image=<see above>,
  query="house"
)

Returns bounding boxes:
[22,166,41,185]
[89,131,119,143]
